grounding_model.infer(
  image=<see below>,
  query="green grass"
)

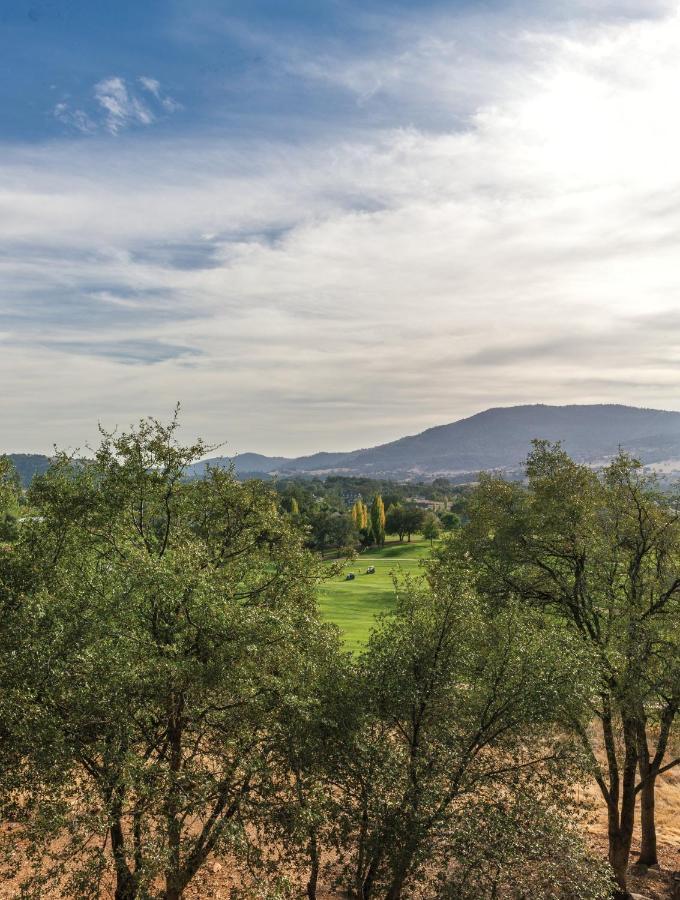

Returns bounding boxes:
[318,538,435,651]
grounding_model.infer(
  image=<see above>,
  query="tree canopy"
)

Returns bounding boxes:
[436,441,680,896]
[2,415,336,899]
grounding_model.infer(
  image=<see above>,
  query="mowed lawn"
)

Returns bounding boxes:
[318,539,435,651]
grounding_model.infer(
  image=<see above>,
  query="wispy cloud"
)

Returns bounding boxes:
[53,103,97,134]
[94,77,154,133]
[53,75,180,135]
[138,76,182,113]
[40,338,201,365]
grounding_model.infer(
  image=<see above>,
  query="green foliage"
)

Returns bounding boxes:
[0,456,21,542]
[286,495,300,516]
[437,784,612,899]
[439,510,460,530]
[256,637,351,899]
[327,571,602,899]
[384,502,403,539]
[384,503,426,542]
[421,511,441,544]
[401,505,424,541]
[308,507,357,554]
[369,495,386,547]
[0,426,623,900]
[441,440,680,891]
[316,475,466,506]
[3,414,335,899]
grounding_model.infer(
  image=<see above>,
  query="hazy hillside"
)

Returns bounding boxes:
[6,453,52,487]
[9,405,680,485]
[194,404,680,480]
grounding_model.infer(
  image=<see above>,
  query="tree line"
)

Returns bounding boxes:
[273,473,464,554]
[287,491,453,554]
[0,419,678,898]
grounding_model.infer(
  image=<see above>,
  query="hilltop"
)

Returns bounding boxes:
[192,403,680,481]
[9,404,680,485]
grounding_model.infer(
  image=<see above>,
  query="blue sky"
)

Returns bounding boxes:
[2,0,680,454]
[2,0,477,141]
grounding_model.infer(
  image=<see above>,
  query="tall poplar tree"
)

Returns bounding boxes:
[370,494,386,547]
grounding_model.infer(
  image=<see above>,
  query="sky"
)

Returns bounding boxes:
[2,0,680,456]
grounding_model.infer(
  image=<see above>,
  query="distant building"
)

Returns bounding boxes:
[406,497,448,512]
[341,490,363,506]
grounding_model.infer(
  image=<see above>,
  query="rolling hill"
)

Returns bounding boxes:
[5,453,53,487]
[9,404,680,485]
[191,404,680,481]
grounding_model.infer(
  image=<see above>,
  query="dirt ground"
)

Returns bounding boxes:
[3,769,680,899]
[186,768,680,899]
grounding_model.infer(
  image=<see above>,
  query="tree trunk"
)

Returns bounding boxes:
[636,721,659,867]
[109,789,137,900]
[306,832,320,900]
[164,695,185,900]
[608,797,635,898]
[383,834,417,900]
[638,768,658,867]
[113,868,138,900]
[384,880,403,900]
[384,870,406,900]
[598,708,637,899]
[608,825,633,899]
[360,854,381,900]
[608,717,638,898]
[114,881,137,900]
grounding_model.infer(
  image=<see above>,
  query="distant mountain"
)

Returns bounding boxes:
[6,453,52,487]
[9,405,680,486]
[192,404,680,481]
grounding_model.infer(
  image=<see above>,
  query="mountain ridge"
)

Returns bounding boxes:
[7,404,680,485]
[193,403,680,480]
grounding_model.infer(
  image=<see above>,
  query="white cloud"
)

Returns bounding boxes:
[138,76,161,95]
[53,101,96,134]
[52,76,179,135]
[8,3,680,453]
[94,77,154,133]
[138,76,182,112]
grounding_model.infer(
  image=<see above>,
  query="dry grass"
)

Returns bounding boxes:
[3,761,679,898]
[582,766,680,899]
[584,764,680,848]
